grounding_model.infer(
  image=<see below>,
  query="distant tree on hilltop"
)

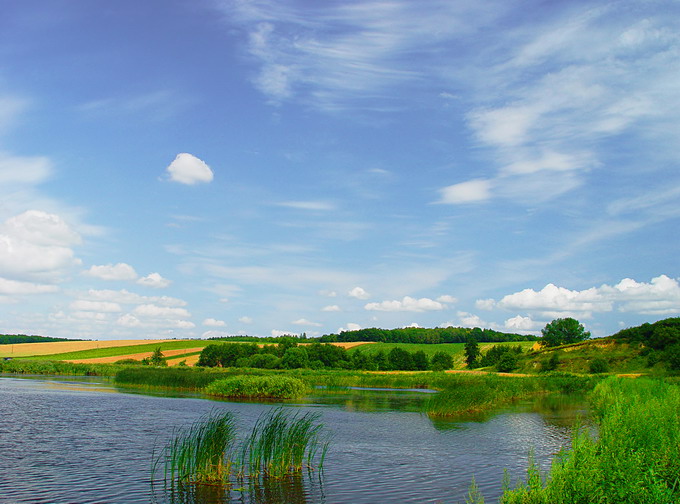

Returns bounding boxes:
[541,318,591,347]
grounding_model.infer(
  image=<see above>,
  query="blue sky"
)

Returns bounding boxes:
[1,0,679,340]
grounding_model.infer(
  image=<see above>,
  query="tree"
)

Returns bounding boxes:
[496,352,518,373]
[541,318,590,347]
[430,351,453,371]
[281,347,309,369]
[388,347,414,370]
[465,336,481,368]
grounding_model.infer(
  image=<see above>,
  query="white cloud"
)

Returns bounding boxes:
[83,289,187,307]
[69,300,122,313]
[0,278,58,295]
[436,295,457,304]
[117,314,142,327]
[0,211,81,283]
[438,179,492,204]
[292,318,322,327]
[348,286,370,299]
[203,318,226,327]
[338,322,362,333]
[0,152,51,186]
[84,263,138,281]
[319,290,337,297]
[457,311,487,328]
[322,304,341,312]
[271,329,297,337]
[132,304,191,319]
[494,275,680,317]
[365,296,445,312]
[137,272,171,289]
[238,316,254,324]
[504,315,537,332]
[475,298,496,311]
[166,153,214,185]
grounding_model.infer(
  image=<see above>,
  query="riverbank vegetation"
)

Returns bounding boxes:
[493,377,680,504]
[205,375,307,400]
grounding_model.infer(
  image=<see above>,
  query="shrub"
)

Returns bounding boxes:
[589,358,609,374]
[430,351,453,371]
[496,352,518,373]
[205,375,307,399]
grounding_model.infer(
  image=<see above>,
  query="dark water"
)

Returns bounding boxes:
[0,376,587,504]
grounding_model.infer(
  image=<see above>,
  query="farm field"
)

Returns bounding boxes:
[1,339,377,366]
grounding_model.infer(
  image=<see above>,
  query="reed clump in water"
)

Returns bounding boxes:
[155,407,329,488]
[240,408,329,479]
[205,375,307,399]
[156,409,238,486]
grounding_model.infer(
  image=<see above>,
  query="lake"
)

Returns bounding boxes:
[0,375,587,503]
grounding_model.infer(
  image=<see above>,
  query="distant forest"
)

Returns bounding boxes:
[0,334,81,345]
[319,326,537,344]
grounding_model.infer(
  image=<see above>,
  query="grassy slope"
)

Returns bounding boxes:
[517,338,651,375]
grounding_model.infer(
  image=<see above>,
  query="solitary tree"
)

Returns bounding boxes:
[464,336,481,368]
[541,318,591,347]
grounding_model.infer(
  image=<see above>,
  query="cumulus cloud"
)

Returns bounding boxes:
[436,295,458,303]
[475,298,496,311]
[137,272,171,289]
[166,153,214,185]
[504,315,537,332]
[271,329,297,337]
[365,296,446,312]
[203,318,226,327]
[322,305,341,312]
[0,210,81,283]
[495,275,680,317]
[339,322,362,333]
[238,316,254,324]
[457,311,488,328]
[84,263,138,281]
[348,286,370,299]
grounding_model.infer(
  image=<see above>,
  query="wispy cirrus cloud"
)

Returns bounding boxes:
[217,0,505,110]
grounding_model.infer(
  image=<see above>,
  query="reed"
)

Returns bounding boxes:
[205,375,307,399]
[239,408,329,478]
[500,377,680,503]
[156,409,238,486]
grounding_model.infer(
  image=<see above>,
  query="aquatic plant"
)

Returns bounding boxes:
[205,375,307,399]
[239,408,329,478]
[500,377,680,503]
[156,409,238,486]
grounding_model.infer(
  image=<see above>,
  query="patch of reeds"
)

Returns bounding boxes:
[205,375,307,399]
[239,408,329,478]
[499,377,680,503]
[0,359,122,376]
[155,407,329,489]
[156,409,238,486]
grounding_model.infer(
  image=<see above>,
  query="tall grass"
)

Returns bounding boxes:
[155,407,329,488]
[205,375,308,399]
[0,359,123,376]
[499,377,680,503]
[239,408,329,478]
[156,409,238,486]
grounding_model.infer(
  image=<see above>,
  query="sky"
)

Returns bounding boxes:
[1,0,679,341]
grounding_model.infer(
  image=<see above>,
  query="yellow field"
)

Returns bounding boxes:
[66,347,206,365]
[0,339,177,358]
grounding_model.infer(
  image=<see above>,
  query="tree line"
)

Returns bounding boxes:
[0,334,80,345]
[197,341,454,372]
[319,326,537,344]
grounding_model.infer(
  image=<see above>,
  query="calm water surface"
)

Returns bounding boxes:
[0,376,588,504]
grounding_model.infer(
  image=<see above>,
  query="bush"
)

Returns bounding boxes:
[589,358,609,374]
[496,352,518,373]
[205,375,307,399]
